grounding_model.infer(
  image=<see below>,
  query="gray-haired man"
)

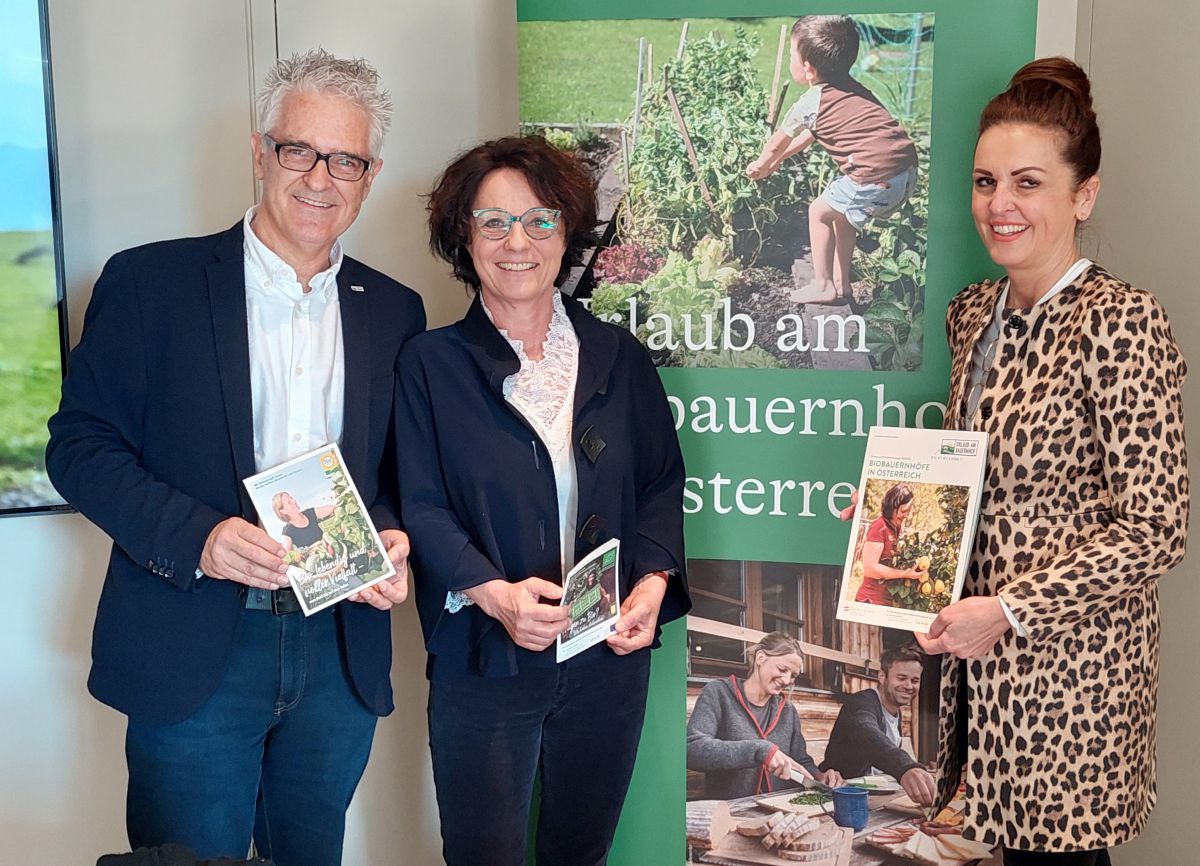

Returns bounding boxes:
[47,50,424,865]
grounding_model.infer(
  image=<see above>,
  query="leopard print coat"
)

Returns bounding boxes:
[935,264,1188,851]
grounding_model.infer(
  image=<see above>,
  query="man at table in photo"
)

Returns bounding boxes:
[820,644,937,806]
[45,49,425,866]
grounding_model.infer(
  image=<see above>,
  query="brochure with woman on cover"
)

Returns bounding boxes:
[243,443,394,615]
[837,427,987,632]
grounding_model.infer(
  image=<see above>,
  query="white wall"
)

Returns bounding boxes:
[1079,2,1200,863]
[1,2,257,860]
[0,2,515,863]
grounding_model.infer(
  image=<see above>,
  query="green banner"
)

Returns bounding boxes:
[518,2,1036,862]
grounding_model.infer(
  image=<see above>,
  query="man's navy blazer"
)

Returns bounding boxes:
[47,222,425,724]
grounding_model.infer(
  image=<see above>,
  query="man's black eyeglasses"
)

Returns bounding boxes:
[262,134,372,182]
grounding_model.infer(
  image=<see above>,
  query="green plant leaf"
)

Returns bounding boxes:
[865,300,908,325]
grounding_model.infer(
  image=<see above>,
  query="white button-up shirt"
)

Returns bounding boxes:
[242,206,345,473]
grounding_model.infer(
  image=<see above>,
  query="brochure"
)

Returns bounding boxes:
[836,426,987,632]
[557,537,621,662]
[242,443,395,616]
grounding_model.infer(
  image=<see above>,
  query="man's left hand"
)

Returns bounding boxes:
[606,572,668,655]
[899,767,937,806]
[348,529,410,610]
[818,768,844,788]
[915,596,1010,659]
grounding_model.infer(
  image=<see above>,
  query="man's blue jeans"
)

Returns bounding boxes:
[124,604,377,866]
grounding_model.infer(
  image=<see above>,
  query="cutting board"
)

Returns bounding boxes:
[700,824,853,866]
[882,793,926,817]
[862,836,967,866]
[755,790,833,818]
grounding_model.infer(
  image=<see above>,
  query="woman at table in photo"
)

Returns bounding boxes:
[687,632,843,799]
[396,135,689,866]
[856,482,927,606]
[915,58,1188,866]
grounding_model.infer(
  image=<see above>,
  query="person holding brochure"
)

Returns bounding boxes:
[45,50,425,866]
[917,59,1188,865]
[687,632,843,799]
[397,135,690,866]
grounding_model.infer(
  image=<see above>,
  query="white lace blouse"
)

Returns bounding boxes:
[445,291,581,613]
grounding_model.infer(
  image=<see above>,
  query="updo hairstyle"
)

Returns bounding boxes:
[979,56,1100,185]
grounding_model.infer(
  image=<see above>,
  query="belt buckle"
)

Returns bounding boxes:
[272,587,299,615]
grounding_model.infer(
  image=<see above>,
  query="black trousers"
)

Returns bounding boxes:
[428,647,652,866]
[1003,847,1112,866]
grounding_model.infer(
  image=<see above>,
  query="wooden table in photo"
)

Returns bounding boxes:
[688,791,993,866]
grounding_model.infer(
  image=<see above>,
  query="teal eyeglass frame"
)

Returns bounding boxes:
[470,207,562,240]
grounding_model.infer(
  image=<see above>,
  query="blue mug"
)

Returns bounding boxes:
[831,785,870,830]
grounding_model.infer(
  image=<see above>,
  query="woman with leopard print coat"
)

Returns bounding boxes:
[914,59,1188,865]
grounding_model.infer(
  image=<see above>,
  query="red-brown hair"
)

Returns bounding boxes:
[426,135,598,292]
[979,57,1100,185]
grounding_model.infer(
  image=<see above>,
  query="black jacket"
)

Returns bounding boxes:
[819,688,922,779]
[396,292,689,678]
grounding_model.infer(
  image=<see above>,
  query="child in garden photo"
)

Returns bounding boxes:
[747,15,918,306]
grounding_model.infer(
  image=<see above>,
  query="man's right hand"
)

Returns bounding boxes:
[465,577,569,651]
[198,517,288,588]
[900,766,937,806]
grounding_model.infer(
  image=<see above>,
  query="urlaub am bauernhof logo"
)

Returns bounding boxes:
[941,438,979,457]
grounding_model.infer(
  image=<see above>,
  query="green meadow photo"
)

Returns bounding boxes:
[0,1,68,513]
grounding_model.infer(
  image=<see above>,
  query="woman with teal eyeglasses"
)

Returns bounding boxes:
[396,135,691,866]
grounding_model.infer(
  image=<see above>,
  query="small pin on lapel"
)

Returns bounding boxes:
[350,285,365,293]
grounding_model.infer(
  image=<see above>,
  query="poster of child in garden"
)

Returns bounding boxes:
[519,12,933,370]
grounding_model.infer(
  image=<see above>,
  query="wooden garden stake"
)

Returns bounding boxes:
[621,128,631,186]
[664,79,717,213]
[675,21,688,61]
[632,37,646,149]
[768,22,788,120]
[769,81,790,132]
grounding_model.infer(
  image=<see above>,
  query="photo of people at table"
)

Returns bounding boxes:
[685,557,945,863]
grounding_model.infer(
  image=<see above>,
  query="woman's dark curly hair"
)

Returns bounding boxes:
[426,135,598,292]
[880,483,914,522]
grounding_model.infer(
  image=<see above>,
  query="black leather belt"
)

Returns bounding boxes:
[244,586,303,615]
